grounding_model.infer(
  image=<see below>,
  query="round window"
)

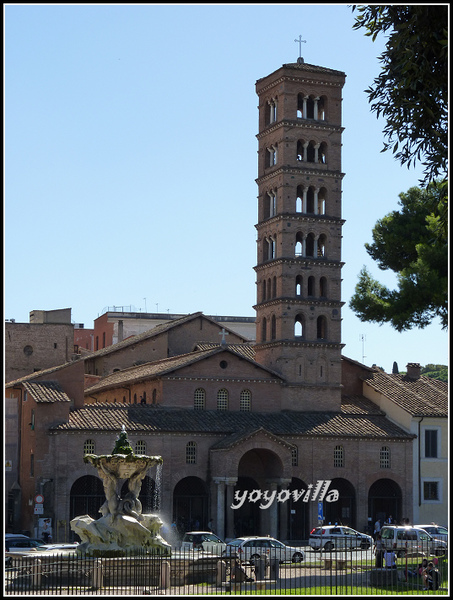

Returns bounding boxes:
[220,360,228,369]
[23,345,33,356]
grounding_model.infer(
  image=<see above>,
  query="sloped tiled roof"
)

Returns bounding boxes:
[194,342,256,361]
[22,381,71,403]
[363,371,448,417]
[83,312,249,361]
[52,403,413,441]
[84,346,282,394]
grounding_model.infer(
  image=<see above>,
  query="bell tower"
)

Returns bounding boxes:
[254,58,346,411]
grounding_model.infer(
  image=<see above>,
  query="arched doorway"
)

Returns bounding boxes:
[173,476,208,535]
[234,447,284,538]
[287,478,309,541]
[323,478,356,528]
[368,478,403,526]
[70,475,104,522]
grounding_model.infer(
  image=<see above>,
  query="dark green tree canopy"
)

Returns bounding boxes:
[349,182,447,332]
[352,5,448,183]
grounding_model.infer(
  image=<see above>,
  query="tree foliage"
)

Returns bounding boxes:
[351,5,448,183]
[420,364,448,383]
[349,182,448,331]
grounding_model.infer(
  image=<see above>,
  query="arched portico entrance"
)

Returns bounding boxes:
[323,478,356,528]
[70,475,104,522]
[368,478,402,526]
[233,448,284,538]
[287,478,309,541]
[173,476,209,534]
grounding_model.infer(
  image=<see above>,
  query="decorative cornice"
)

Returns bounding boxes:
[256,166,344,185]
[254,258,344,271]
[256,119,343,140]
[255,214,345,229]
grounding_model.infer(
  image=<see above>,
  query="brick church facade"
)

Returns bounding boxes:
[6,58,427,542]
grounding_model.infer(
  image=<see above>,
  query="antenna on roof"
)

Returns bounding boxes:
[359,334,366,363]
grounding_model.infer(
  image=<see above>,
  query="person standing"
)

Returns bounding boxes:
[374,534,384,567]
[374,518,381,540]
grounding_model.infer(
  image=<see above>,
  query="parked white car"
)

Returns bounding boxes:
[309,525,373,551]
[380,525,447,557]
[223,536,305,565]
[414,525,448,545]
[180,531,226,554]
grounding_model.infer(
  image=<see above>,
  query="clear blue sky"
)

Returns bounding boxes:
[4,4,448,372]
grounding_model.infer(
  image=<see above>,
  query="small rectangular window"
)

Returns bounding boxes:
[423,481,439,501]
[425,430,438,458]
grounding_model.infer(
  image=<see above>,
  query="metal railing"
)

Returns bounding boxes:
[5,543,448,595]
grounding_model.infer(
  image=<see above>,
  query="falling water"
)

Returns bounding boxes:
[154,462,163,512]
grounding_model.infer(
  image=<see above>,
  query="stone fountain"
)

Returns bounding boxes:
[70,426,171,557]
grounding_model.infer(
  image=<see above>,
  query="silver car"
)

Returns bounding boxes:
[380,525,447,557]
[223,536,305,565]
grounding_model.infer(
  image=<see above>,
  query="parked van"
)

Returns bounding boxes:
[380,526,447,557]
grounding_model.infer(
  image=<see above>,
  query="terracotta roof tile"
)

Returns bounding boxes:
[364,372,447,417]
[23,381,71,403]
[52,403,413,440]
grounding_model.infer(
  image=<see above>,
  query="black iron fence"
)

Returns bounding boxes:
[5,545,448,595]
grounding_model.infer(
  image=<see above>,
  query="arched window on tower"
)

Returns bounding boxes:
[294,314,305,338]
[296,275,303,296]
[262,279,267,302]
[306,187,315,213]
[262,317,267,342]
[306,233,315,257]
[318,188,327,215]
[320,277,328,297]
[266,145,278,167]
[318,142,327,164]
[295,232,304,257]
[267,278,272,299]
[271,315,276,340]
[317,316,328,339]
[317,234,327,257]
[308,276,315,297]
[272,277,277,298]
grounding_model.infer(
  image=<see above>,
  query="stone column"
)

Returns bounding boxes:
[214,479,226,541]
[225,479,237,539]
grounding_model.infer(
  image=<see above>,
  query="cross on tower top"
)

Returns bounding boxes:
[294,35,307,61]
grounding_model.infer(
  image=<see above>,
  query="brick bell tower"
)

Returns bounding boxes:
[254,56,346,411]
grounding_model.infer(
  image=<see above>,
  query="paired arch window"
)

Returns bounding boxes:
[266,97,278,125]
[296,186,327,215]
[296,140,327,164]
[266,144,278,167]
[334,445,344,467]
[263,236,276,261]
[83,439,95,455]
[186,441,197,464]
[380,446,391,469]
[295,232,327,258]
[297,93,326,120]
[262,277,277,302]
[194,388,206,410]
[263,189,277,219]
